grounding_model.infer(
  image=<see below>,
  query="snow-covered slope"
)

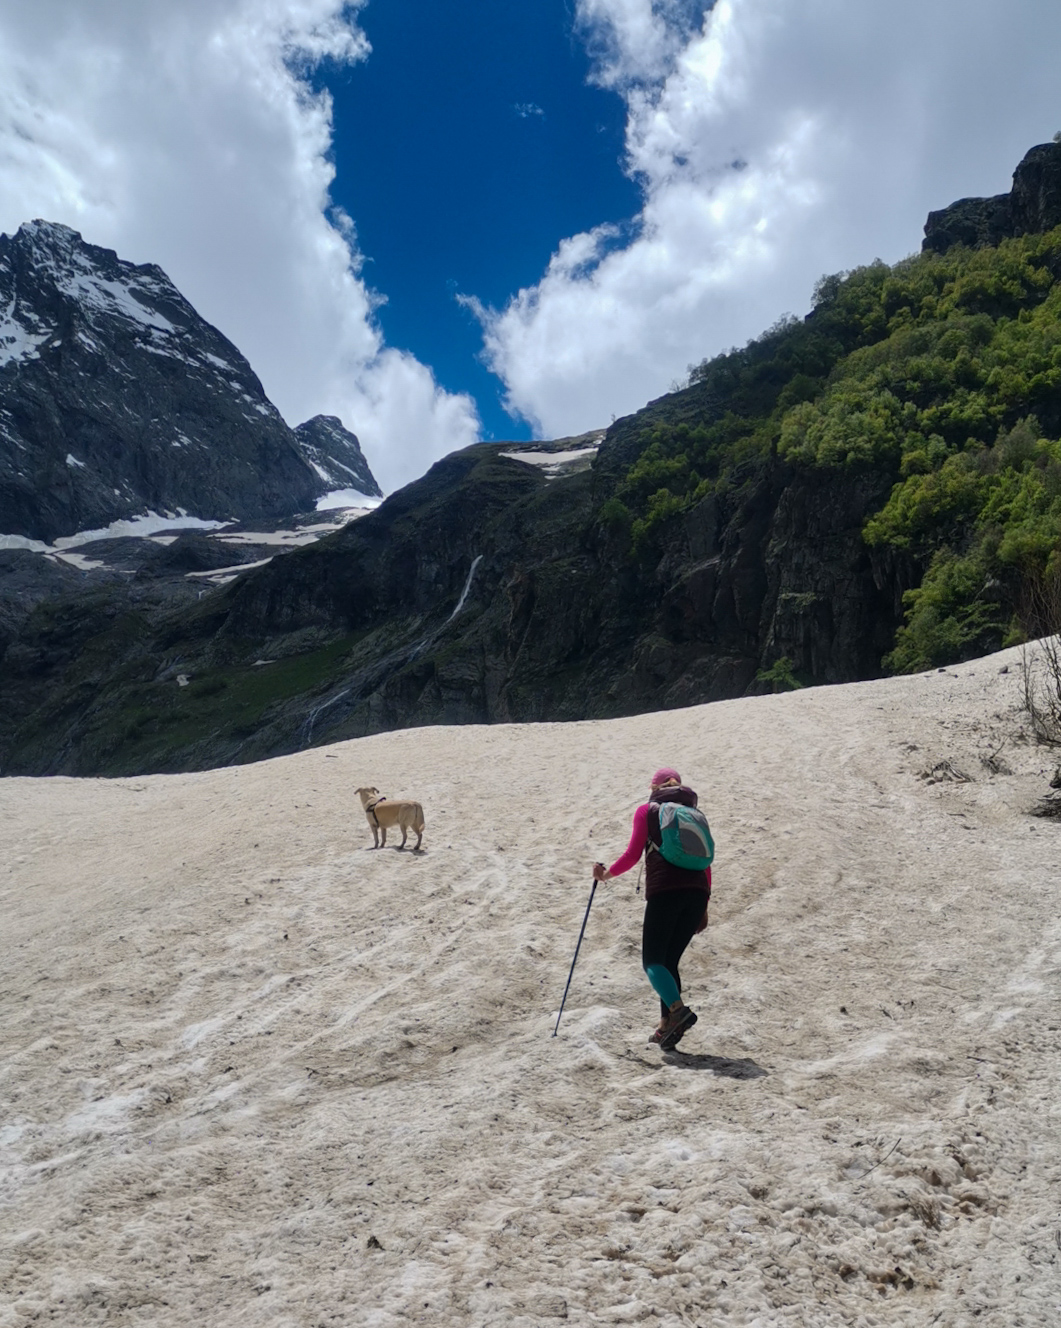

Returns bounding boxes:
[0,222,379,542]
[2,647,1059,1325]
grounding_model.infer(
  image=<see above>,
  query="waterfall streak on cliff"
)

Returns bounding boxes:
[446,555,482,624]
[299,555,483,748]
[302,688,352,746]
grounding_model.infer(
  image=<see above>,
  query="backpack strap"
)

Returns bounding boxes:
[645,802,661,856]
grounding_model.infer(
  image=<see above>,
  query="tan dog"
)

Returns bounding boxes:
[355,786,425,851]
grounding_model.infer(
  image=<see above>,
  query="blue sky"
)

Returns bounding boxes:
[321,1,639,440]
[2,1,1061,491]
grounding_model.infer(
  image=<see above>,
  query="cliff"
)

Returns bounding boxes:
[922,140,1061,254]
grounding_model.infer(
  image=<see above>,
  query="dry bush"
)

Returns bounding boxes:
[1019,567,1061,744]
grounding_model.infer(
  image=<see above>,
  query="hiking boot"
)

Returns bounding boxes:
[658,1005,697,1051]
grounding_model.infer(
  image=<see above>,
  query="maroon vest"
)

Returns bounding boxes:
[645,786,712,899]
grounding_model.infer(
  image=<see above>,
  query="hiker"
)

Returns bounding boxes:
[593,767,712,1049]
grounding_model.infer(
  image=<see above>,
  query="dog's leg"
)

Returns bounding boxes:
[399,823,407,850]
[380,825,387,849]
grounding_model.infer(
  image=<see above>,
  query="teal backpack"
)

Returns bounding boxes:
[654,802,714,871]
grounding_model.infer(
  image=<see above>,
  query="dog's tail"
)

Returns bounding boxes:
[413,802,425,833]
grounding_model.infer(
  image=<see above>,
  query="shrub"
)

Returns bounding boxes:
[756,657,804,692]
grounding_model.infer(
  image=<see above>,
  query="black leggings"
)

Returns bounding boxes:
[642,888,709,1018]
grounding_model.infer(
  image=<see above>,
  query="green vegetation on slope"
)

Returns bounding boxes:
[9,631,361,776]
[607,228,1061,670]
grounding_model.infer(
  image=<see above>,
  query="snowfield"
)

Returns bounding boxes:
[500,436,603,480]
[2,646,1060,1326]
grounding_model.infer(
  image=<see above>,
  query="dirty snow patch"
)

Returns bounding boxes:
[314,489,384,513]
[500,440,601,478]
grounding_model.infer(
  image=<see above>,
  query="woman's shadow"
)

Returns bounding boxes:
[662,1050,767,1079]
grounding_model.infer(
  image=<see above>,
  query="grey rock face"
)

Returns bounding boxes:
[0,438,910,775]
[0,221,378,542]
[923,141,1061,254]
[294,415,382,498]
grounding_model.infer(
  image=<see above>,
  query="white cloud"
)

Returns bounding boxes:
[0,0,479,493]
[477,0,1061,438]
[576,0,698,88]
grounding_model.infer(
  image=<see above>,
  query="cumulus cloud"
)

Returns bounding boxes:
[477,0,1061,438]
[0,0,479,492]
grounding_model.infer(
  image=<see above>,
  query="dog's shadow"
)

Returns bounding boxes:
[662,1050,767,1079]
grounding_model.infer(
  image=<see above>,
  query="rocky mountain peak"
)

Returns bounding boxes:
[922,140,1061,254]
[2,220,211,367]
[294,415,382,498]
[0,222,379,543]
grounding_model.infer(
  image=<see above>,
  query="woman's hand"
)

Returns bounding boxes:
[592,862,611,882]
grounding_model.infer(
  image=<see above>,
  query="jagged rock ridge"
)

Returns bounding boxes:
[294,415,381,498]
[922,140,1061,254]
[0,221,379,542]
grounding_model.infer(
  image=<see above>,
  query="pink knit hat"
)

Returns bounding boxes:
[651,767,681,787]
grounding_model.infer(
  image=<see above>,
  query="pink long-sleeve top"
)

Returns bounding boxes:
[608,803,653,877]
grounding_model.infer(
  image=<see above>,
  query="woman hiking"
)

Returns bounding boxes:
[593,768,711,1050]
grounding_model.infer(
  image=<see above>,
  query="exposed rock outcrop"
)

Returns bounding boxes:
[922,141,1061,253]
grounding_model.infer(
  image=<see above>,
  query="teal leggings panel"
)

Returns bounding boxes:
[644,963,681,1008]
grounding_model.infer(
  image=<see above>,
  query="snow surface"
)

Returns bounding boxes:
[24,228,178,335]
[52,512,229,548]
[1,507,375,564]
[0,532,50,554]
[0,297,49,368]
[184,556,274,581]
[2,644,1060,1325]
[500,440,602,479]
[49,550,105,571]
[55,271,176,334]
[315,489,384,512]
[0,514,229,557]
[214,510,376,546]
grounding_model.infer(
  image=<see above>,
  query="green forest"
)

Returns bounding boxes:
[604,227,1061,672]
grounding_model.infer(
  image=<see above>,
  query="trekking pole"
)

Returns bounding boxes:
[552,876,598,1037]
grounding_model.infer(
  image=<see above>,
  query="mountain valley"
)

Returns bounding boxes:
[3,143,1061,775]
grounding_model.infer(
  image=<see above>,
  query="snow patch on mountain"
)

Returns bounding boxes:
[0,512,228,555]
[315,489,384,512]
[0,298,49,368]
[500,431,605,480]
